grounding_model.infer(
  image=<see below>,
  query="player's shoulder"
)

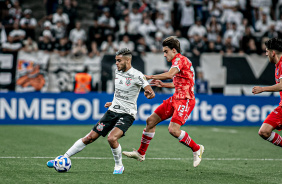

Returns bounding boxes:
[129,67,145,77]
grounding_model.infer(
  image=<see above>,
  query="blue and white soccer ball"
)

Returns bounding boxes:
[54,155,72,172]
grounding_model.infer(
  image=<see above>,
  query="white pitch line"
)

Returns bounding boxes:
[0,157,282,161]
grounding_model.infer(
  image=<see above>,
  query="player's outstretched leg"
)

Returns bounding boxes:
[46,131,99,168]
[259,123,282,147]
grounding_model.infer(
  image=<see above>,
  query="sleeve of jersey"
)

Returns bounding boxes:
[137,73,150,88]
[171,58,183,72]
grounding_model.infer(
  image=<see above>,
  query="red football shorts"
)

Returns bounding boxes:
[154,96,195,126]
[264,106,282,130]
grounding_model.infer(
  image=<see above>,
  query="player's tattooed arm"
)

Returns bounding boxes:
[145,68,179,80]
[150,79,175,88]
[144,85,155,99]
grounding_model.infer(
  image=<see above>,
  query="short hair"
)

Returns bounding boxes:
[162,36,181,53]
[265,38,282,52]
[116,48,132,58]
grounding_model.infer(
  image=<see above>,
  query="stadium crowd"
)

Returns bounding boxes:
[0,0,281,57]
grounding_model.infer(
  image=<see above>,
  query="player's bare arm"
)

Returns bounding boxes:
[145,67,179,80]
[150,79,175,88]
[144,85,155,99]
[253,79,282,94]
[104,102,112,108]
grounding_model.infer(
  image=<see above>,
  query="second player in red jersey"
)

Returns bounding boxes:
[253,38,282,147]
[123,36,204,167]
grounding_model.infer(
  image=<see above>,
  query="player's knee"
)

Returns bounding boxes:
[168,126,177,137]
[258,129,271,139]
[107,135,118,144]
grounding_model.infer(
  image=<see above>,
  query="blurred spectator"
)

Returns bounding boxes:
[206,15,222,42]
[223,22,241,50]
[195,69,208,94]
[214,35,224,54]
[275,13,282,37]
[39,21,55,42]
[156,0,173,22]
[221,6,243,27]
[52,20,66,40]
[100,34,118,54]
[119,34,134,51]
[138,17,157,45]
[22,37,38,52]
[38,14,53,28]
[0,23,7,50]
[188,17,207,40]
[155,12,165,30]
[160,21,174,38]
[238,18,255,36]
[54,37,71,57]
[250,0,272,23]
[129,5,143,35]
[150,31,163,53]
[135,36,150,56]
[71,39,88,58]
[223,36,238,54]
[255,12,273,37]
[52,6,69,26]
[74,67,92,93]
[179,0,194,39]
[112,0,128,20]
[44,0,59,15]
[263,23,279,39]
[97,7,116,36]
[9,21,25,42]
[8,0,22,21]
[19,9,37,39]
[190,34,206,56]
[2,35,22,52]
[208,0,222,21]
[240,26,256,53]
[175,29,190,54]
[63,0,78,32]
[245,38,258,55]
[69,21,86,44]
[118,14,131,36]
[88,20,103,58]
[38,30,53,53]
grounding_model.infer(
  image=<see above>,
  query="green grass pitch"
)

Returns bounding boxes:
[0,125,282,184]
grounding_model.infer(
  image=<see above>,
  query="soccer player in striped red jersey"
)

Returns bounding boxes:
[123,36,204,167]
[253,38,282,147]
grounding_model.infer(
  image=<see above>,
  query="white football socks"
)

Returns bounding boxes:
[111,144,123,168]
[64,138,86,158]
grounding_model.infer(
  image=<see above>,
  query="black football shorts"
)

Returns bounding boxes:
[93,110,135,137]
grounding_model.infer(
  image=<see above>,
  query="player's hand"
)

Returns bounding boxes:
[144,75,153,80]
[252,86,264,94]
[150,79,164,87]
[144,90,155,99]
[104,102,112,108]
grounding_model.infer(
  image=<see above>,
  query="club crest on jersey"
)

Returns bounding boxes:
[125,78,132,86]
[97,123,105,131]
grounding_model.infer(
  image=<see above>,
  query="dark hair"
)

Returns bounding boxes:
[162,36,181,53]
[116,48,132,57]
[265,38,282,52]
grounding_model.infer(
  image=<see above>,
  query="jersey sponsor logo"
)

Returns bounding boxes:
[125,78,132,86]
[116,117,125,125]
[138,76,144,85]
[97,122,105,131]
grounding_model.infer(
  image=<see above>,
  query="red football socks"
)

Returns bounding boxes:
[179,132,200,152]
[138,129,155,155]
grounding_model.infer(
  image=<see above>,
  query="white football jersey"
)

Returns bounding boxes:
[109,67,149,118]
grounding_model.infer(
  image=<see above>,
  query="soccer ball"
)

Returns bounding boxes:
[54,155,72,172]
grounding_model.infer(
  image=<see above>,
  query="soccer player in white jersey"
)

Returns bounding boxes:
[46,48,155,174]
